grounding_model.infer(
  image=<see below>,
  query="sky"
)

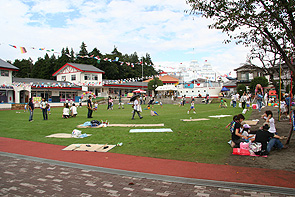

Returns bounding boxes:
[0,0,252,76]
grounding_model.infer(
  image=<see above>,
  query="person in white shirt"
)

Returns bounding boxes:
[261,110,276,133]
[40,98,48,120]
[232,94,237,108]
[63,104,70,118]
[132,97,143,120]
[70,103,78,117]
[240,92,247,109]
[280,98,288,118]
[264,92,268,106]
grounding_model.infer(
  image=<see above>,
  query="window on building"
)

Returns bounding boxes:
[0,70,9,77]
[241,73,249,81]
[0,91,6,96]
[92,74,98,80]
[71,74,76,81]
[61,76,66,81]
[84,74,90,80]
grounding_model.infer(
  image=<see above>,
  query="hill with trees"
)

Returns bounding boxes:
[12,42,158,80]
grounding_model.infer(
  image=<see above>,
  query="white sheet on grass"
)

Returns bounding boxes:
[129,128,173,133]
[209,115,232,118]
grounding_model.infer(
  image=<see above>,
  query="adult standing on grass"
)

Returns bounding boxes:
[240,92,247,109]
[132,96,143,120]
[28,98,34,122]
[87,95,93,118]
[206,94,210,104]
[232,93,237,108]
[40,98,48,120]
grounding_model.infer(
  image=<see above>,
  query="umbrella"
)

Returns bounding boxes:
[132,89,146,93]
[221,87,230,91]
[130,95,140,102]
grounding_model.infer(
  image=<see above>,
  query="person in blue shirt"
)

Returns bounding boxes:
[285,94,291,117]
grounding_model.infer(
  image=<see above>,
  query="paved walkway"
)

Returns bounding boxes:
[0,137,295,196]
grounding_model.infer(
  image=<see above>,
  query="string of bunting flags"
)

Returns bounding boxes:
[1,75,156,89]
[2,43,153,67]
[5,43,59,54]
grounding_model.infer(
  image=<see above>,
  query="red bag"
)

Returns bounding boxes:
[232,148,250,156]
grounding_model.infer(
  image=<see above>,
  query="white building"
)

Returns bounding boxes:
[177,60,218,82]
[52,63,105,97]
[0,58,19,103]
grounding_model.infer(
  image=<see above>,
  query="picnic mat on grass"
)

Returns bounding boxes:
[77,124,106,128]
[232,148,267,157]
[77,124,165,128]
[46,133,92,138]
[129,128,173,133]
[181,118,210,122]
[62,144,115,152]
[242,120,259,126]
[209,115,231,118]
[108,123,165,127]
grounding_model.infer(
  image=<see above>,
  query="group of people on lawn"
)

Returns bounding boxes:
[227,110,288,156]
[28,97,50,122]
[62,102,78,118]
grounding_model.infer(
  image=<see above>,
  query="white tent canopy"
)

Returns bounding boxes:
[155,85,177,91]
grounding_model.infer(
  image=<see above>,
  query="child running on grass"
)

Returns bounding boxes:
[219,98,224,108]
[223,100,228,108]
[187,100,196,114]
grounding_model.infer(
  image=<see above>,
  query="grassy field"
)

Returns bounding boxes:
[0,102,251,164]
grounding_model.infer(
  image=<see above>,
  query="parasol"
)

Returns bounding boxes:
[130,95,140,102]
[132,89,146,93]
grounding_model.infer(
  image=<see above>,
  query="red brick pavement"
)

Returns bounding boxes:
[2,155,291,197]
[0,137,295,189]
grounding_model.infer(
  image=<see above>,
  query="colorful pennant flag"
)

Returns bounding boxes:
[20,47,27,54]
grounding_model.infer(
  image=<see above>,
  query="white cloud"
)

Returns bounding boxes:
[0,0,250,75]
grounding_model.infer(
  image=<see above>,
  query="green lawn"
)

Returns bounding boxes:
[0,102,251,164]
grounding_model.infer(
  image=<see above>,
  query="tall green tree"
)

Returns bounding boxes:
[186,0,295,74]
[237,84,247,96]
[148,77,163,91]
[12,42,158,80]
[78,42,88,56]
[13,59,33,78]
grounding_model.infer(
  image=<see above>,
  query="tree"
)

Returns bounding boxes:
[78,42,88,56]
[12,43,159,81]
[186,0,295,74]
[249,76,269,93]
[148,77,163,91]
[13,59,33,78]
[237,84,247,96]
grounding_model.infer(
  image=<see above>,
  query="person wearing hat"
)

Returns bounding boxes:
[241,124,254,142]
[87,95,93,118]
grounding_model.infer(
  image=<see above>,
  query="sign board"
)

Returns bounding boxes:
[184,83,194,88]
[82,86,88,91]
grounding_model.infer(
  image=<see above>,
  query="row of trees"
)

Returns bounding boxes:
[12,42,158,80]
[186,0,295,94]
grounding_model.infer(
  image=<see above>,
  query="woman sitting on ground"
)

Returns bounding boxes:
[63,103,70,119]
[70,103,78,117]
[231,114,248,148]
